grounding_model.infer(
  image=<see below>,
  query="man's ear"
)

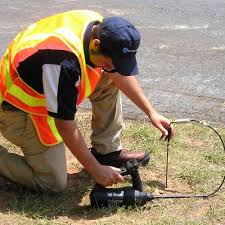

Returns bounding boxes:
[93,39,100,48]
[92,25,98,34]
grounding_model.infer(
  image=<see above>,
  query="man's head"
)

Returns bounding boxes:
[89,17,141,76]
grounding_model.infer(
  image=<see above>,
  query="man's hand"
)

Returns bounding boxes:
[149,111,174,140]
[90,164,124,187]
[108,74,174,141]
[54,118,124,187]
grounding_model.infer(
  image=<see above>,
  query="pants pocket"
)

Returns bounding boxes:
[0,110,28,147]
[21,114,49,156]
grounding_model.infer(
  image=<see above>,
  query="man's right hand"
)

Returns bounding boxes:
[90,164,124,187]
[54,119,124,187]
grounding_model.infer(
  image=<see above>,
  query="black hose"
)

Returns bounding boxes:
[164,119,225,199]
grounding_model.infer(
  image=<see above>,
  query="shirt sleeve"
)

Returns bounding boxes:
[42,57,81,120]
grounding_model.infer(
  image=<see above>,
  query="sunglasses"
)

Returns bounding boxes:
[102,68,117,73]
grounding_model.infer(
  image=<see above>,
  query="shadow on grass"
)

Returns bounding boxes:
[146,180,166,190]
[0,169,119,222]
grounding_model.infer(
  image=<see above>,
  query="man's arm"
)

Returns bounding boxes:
[108,73,173,139]
[54,118,124,186]
[39,53,123,186]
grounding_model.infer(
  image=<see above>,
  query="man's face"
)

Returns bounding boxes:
[90,51,116,72]
[89,39,117,73]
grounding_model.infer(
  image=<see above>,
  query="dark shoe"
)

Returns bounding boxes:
[0,176,37,193]
[90,147,150,167]
[0,176,20,192]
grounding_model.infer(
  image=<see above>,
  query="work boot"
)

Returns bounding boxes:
[0,176,20,192]
[90,147,150,167]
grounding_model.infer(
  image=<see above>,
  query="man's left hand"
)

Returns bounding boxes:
[149,112,174,141]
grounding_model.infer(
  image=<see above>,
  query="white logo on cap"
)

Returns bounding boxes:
[123,48,137,54]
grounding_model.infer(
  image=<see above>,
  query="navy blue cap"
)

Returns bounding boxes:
[99,17,141,75]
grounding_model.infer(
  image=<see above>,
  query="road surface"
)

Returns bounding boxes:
[1,0,225,126]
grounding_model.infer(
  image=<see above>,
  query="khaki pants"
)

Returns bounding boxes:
[89,74,123,154]
[0,75,123,192]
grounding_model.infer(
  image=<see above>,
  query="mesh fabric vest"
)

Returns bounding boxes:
[0,10,103,145]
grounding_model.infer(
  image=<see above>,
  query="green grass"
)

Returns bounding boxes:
[0,109,224,225]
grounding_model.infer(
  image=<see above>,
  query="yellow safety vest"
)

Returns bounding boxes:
[0,10,103,145]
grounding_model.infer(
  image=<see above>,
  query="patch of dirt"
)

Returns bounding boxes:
[185,200,211,219]
[66,148,86,187]
[183,138,207,148]
[141,168,193,195]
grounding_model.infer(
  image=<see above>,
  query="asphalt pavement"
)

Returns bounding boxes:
[1,0,225,126]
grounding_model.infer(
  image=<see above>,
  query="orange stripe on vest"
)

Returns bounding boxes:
[77,67,101,105]
[8,49,18,81]
[13,78,45,98]
[13,36,72,68]
[0,58,7,96]
[31,115,58,145]
[4,92,47,115]
[88,67,102,91]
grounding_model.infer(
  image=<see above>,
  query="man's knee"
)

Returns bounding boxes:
[26,142,67,193]
[52,175,67,192]
[36,172,67,193]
